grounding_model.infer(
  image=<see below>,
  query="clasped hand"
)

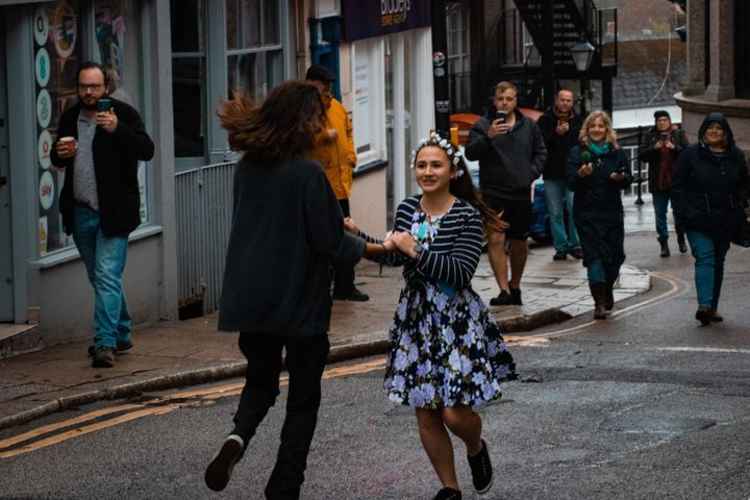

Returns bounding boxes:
[343,217,415,255]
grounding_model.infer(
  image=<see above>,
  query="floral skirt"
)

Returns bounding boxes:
[384,282,516,409]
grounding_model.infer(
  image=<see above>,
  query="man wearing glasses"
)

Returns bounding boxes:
[50,61,154,368]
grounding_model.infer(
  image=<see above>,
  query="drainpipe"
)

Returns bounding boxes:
[431,0,450,135]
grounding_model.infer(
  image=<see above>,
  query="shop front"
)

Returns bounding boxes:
[338,1,435,235]
[0,0,177,346]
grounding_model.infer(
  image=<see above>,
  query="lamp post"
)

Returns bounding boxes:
[570,40,595,72]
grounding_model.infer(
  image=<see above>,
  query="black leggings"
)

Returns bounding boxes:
[233,332,330,500]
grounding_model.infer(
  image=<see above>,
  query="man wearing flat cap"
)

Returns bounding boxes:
[638,110,689,257]
[306,65,368,302]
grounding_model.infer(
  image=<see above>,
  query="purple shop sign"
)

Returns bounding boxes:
[342,0,432,42]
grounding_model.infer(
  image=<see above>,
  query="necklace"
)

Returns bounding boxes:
[419,196,455,221]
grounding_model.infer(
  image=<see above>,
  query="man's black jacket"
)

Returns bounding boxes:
[537,107,584,180]
[50,98,155,237]
[465,109,547,200]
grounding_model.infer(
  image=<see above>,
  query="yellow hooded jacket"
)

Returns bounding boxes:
[309,97,357,200]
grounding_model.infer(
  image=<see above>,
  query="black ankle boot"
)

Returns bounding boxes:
[589,282,608,319]
[604,280,615,311]
[659,239,670,257]
[677,232,688,253]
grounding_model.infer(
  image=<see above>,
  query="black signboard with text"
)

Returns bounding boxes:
[341,0,431,42]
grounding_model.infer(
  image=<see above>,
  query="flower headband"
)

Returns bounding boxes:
[410,131,465,177]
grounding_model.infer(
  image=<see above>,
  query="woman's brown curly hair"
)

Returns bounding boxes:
[217,81,326,162]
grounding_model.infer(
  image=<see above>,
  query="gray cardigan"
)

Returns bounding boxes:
[218,157,365,336]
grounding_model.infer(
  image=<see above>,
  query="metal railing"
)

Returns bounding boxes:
[175,161,236,315]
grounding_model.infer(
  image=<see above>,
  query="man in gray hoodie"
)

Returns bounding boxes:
[466,81,547,306]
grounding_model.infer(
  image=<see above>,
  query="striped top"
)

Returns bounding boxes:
[360,195,485,289]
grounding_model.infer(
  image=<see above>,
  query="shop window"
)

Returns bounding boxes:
[446,2,471,113]
[33,1,84,255]
[351,38,385,167]
[33,0,150,257]
[171,0,206,158]
[226,0,283,99]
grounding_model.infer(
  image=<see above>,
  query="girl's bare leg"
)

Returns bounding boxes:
[416,408,459,490]
[442,406,483,456]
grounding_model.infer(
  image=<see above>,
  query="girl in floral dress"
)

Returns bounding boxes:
[346,132,516,500]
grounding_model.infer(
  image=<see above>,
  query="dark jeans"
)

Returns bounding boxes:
[334,199,356,294]
[652,191,684,242]
[686,231,730,309]
[233,332,330,500]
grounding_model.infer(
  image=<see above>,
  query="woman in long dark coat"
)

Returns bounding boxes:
[567,111,632,319]
[672,112,749,325]
[203,81,390,498]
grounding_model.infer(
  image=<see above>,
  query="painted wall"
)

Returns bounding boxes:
[351,168,387,237]
[35,235,163,345]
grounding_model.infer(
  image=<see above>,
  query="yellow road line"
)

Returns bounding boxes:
[0,403,143,450]
[0,358,388,458]
[0,406,175,459]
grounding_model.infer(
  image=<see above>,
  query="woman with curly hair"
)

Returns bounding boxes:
[346,132,516,500]
[204,81,388,498]
[567,111,632,319]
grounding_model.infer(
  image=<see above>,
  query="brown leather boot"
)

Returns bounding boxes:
[590,282,608,320]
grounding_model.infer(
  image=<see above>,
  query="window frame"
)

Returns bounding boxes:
[171,0,291,170]
[351,38,387,170]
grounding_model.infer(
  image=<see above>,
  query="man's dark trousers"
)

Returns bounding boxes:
[233,332,330,500]
[333,199,355,295]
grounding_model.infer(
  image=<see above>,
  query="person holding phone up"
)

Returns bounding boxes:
[567,111,631,320]
[465,81,547,308]
[50,61,155,368]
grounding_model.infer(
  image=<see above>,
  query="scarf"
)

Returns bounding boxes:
[588,141,611,157]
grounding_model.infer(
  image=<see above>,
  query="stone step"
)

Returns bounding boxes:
[0,323,43,359]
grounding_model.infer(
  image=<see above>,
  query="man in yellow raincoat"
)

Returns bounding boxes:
[306,65,369,301]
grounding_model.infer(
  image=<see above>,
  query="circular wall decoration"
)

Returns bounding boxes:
[37,89,52,129]
[38,130,53,170]
[52,2,77,59]
[39,171,55,211]
[35,48,51,87]
[33,7,50,47]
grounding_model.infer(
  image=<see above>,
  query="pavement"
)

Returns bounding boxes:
[0,195,657,431]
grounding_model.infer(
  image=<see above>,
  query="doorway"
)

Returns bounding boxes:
[0,18,14,322]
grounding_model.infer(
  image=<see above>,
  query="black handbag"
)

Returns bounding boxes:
[731,202,750,247]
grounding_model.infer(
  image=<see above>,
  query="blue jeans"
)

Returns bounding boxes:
[686,230,730,309]
[652,191,683,242]
[72,205,132,349]
[544,178,579,253]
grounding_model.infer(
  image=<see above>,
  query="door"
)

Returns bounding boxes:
[0,19,14,322]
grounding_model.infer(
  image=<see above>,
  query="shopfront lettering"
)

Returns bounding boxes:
[343,0,430,42]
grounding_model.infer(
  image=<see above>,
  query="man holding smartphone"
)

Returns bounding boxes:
[466,81,547,306]
[50,61,155,368]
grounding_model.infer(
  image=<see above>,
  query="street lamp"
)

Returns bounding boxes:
[524,41,539,65]
[570,40,595,72]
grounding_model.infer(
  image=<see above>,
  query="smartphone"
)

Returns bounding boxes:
[495,111,507,124]
[96,98,113,112]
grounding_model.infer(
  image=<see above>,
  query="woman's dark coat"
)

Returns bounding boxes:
[218,158,365,336]
[567,145,632,268]
[672,113,749,241]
